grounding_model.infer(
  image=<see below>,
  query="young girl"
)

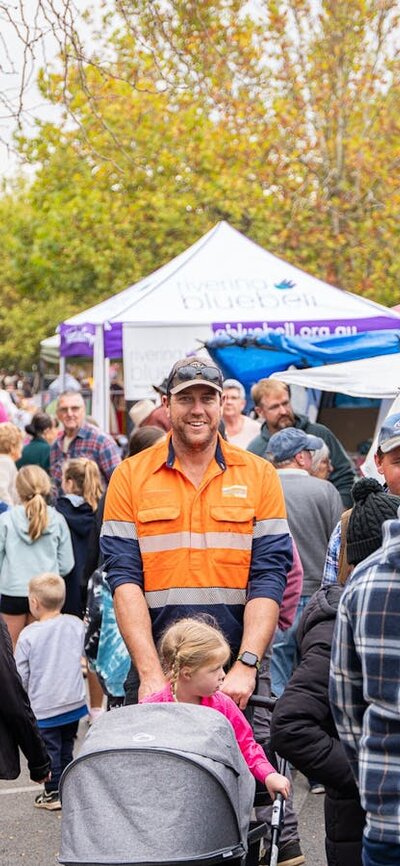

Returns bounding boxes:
[141,618,290,801]
[56,457,104,723]
[55,458,103,618]
[0,465,74,647]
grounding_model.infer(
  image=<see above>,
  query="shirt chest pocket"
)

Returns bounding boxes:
[137,492,180,534]
[209,505,255,565]
[137,495,182,572]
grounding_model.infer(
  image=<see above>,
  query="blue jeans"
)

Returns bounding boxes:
[40,720,79,793]
[271,595,311,697]
[363,837,400,866]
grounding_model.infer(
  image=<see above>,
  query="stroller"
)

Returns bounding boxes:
[59,701,284,866]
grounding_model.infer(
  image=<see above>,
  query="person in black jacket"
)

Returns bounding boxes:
[0,614,50,784]
[55,457,103,618]
[271,584,365,866]
[270,478,400,866]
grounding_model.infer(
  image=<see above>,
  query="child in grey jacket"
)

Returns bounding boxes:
[15,573,88,811]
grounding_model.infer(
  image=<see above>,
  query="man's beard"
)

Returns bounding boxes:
[272,412,296,432]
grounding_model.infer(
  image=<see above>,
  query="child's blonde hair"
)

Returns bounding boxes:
[0,422,23,455]
[29,573,66,611]
[159,617,231,699]
[16,465,51,541]
[62,457,102,511]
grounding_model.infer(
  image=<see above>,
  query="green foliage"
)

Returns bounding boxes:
[1,0,400,367]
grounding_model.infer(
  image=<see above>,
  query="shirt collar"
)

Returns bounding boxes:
[166,435,226,470]
[60,423,88,442]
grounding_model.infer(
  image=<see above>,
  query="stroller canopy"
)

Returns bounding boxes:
[59,703,256,865]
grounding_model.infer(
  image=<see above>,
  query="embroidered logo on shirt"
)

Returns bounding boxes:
[222,485,248,498]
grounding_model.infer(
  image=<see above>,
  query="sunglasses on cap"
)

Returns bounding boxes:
[167,362,223,394]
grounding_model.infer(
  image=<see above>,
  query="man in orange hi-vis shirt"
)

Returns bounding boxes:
[100,358,306,866]
[100,358,293,710]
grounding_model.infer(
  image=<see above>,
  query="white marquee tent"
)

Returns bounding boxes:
[44,221,400,429]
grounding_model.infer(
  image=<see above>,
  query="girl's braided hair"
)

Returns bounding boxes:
[158,617,231,700]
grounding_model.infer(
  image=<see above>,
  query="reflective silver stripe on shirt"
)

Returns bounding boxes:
[100,520,138,540]
[253,518,289,539]
[139,531,252,554]
[145,587,247,608]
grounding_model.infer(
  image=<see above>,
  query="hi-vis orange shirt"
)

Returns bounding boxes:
[101,435,292,654]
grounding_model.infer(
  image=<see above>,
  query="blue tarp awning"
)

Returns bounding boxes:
[205,330,400,396]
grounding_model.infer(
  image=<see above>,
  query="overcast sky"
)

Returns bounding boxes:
[0,0,265,179]
[0,1,91,178]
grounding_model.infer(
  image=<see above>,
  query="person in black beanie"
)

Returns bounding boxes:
[346,477,400,565]
[270,476,400,866]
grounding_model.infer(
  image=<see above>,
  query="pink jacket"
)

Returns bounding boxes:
[140,684,275,783]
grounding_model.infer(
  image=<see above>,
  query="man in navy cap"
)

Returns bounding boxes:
[266,427,344,700]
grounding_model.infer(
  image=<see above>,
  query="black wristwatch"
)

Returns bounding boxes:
[237,651,260,671]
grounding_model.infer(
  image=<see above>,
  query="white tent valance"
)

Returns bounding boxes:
[272,352,400,399]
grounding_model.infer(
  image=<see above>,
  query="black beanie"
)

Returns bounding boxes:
[346,478,400,566]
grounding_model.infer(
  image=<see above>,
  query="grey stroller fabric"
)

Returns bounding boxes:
[59,703,256,865]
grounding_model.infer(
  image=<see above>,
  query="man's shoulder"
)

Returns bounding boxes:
[223,439,277,476]
[280,471,340,504]
[79,423,114,445]
[112,436,168,480]
[247,423,269,454]
[348,519,400,584]
[303,474,342,499]
[295,414,338,442]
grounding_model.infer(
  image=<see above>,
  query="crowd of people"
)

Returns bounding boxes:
[1,358,399,866]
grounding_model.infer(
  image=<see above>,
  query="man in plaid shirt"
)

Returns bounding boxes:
[329,516,400,866]
[50,391,121,490]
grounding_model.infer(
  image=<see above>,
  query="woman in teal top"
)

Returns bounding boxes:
[16,413,59,475]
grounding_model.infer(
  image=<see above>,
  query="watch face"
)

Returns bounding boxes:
[239,651,258,667]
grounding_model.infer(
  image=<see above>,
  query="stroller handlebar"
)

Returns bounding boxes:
[247,694,277,712]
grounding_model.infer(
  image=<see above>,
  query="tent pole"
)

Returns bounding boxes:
[92,324,108,431]
[104,356,110,434]
[59,355,66,391]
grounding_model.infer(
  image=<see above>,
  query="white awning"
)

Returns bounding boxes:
[272,353,400,399]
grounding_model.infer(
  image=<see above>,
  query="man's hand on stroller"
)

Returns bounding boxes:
[265,771,291,800]
[138,672,167,701]
[220,661,257,709]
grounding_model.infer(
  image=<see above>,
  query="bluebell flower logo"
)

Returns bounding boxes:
[274,279,296,290]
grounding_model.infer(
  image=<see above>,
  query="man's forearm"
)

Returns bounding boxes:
[113,583,164,687]
[221,597,279,708]
[239,596,280,659]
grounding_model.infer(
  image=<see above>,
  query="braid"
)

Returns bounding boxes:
[170,653,180,701]
[158,616,231,701]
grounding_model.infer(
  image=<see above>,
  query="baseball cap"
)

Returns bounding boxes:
[166,358,223,396]
[377,413,400,454]
[267,427,324,463]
